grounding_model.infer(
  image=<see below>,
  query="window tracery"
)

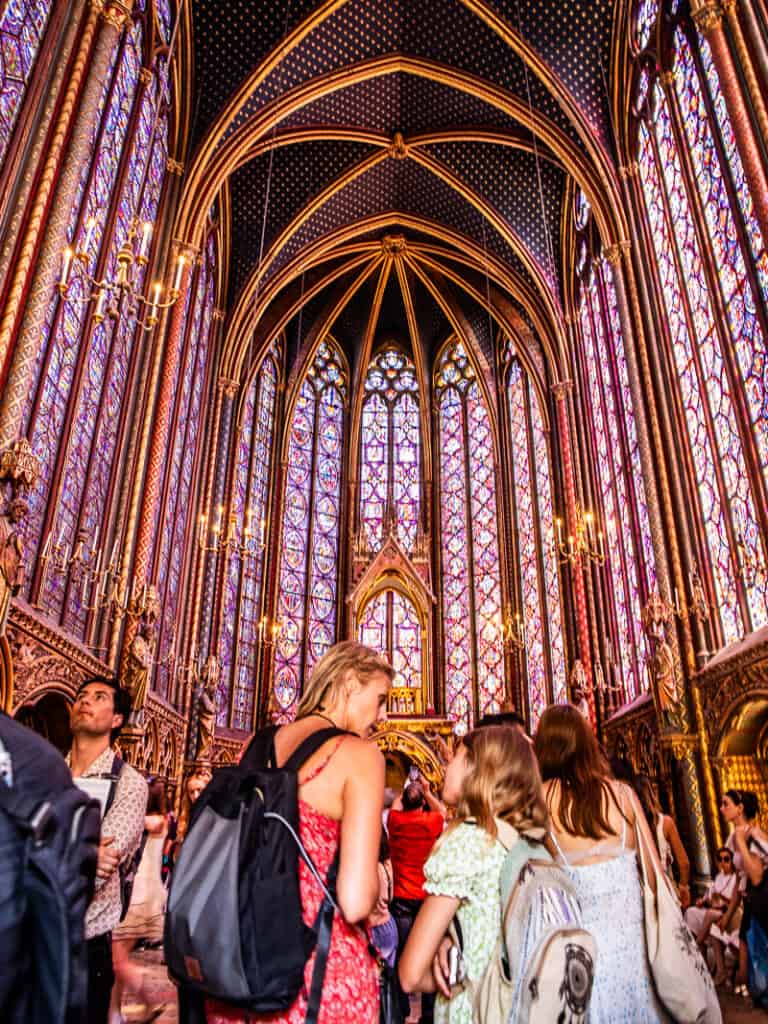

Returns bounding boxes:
[217,348,278,730]
[634,5,768,642]
[359,346,421,554]
[435,339,504,734]
[506,356,566,727]
[273,341,347,722]
[358,588,422,694]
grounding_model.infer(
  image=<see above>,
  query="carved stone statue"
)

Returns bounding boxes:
[0,498,27,634]
[648,639,677,712]
[195,654,220,761]
[125,620,153,717]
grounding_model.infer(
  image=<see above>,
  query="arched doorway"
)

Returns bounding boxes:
[715,694,768,827]
[15,690,73,754]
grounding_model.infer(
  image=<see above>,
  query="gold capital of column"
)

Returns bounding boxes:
[138,67,153,86]
[217,376,238,397]
[551,379,573,401]
[603,240,631,266]
[101,0,133,30]
[166,158,184,176]
[691,2,724,34]
[171,237,198,263]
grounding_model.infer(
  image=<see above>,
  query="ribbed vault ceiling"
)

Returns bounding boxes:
[185,0,621,386]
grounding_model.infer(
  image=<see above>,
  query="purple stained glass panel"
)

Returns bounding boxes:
[508,361,547,726]
[528,379,567,704]
[0,0,53,167]
[26,24,142,612]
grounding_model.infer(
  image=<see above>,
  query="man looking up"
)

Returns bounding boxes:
[67,676,148,1024]
[388,774,445,1024]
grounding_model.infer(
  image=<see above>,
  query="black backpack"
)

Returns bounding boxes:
[164,725,346,1018]
[0,753,100,1023]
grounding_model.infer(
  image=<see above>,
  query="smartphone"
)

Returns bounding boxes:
[408,765,419,782]
[448,944,460,988]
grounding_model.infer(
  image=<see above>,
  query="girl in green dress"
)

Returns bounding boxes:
[398,725,548,1024]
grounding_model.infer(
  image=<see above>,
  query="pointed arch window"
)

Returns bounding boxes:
[153,231,218,703]
[435,339,504,734]
[273,342,347,721]
[216,347,279,730]
[577,263,652,701]
[0,0,54,168]
[634,10,768,642]
[358,589,422,695]
[359,346,421,554]
[506,357,566,727]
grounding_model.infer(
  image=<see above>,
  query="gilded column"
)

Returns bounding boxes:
[605,241,714,874]
[620,164,722,853]
[0,1,132,444]
[130,240,196,591]
[722,1,768,162]
[552,379,595,726]
[691,1,768,249]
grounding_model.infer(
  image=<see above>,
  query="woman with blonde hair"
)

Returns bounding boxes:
[206,640,393,1024]
[535,704,667,1021]
[398,725,548,1024]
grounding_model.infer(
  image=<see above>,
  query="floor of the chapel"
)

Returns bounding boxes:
[122,949,764,1023]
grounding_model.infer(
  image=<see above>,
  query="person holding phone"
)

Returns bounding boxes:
[388,769,446,1023]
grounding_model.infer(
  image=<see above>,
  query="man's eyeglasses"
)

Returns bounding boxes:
[717,855,732,863]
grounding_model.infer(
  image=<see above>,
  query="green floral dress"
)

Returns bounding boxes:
[423,821,507,1024]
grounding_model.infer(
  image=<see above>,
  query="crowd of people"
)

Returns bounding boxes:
[1,641,767,1023]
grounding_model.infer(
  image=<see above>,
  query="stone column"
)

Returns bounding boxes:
[552,379,595,726]
[691,1,768,249]
[0,1,132,444]
[130,241,196,590]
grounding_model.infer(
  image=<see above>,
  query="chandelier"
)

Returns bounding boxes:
[198,506,266,558]
[554,504,605,566]
[500,609,526,652]
[58,217,186,330]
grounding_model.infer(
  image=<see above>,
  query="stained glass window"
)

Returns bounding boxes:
[216,350,278,730]
[436,339,504,734]
[358,589,422,694]
[637,67,768,641]
[154,233,218,703]
[506,358,566,728]
[272,342,347,721]
[155,0,172,41]
[22,20,145,625]
[634,0,657,51]
[360,347,420,553]
[578,266,650,701]
[0,0,53,168]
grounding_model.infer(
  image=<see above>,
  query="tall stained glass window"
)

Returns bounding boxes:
[359,347,421,553]
[578,266,651,701]
[216,348,278,729]
[0,0,53,168]
[21,17,173,641]
[153,231,218,703]
[635,8,768,643]
[272,341,347,721]
[436,339,504,733]
[358,589,422,695]
[506,356,566,727]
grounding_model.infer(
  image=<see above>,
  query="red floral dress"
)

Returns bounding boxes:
[206,739,379,1024]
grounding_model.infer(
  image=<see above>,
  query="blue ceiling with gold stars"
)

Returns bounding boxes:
[188,0,617,377]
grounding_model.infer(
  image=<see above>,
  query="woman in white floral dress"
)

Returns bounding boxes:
[398,725,548,1024]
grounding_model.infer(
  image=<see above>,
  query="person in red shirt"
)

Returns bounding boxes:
[388,776,445,1023]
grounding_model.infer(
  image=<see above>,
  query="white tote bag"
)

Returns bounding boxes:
[634,820,721,1023]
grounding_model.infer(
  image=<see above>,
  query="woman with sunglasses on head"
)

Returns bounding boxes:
[720,789,768,991]
[684,847,740,981]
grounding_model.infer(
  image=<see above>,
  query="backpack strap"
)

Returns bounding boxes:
[239,725,279,771]
[305,851,340,1024]
[103,754,123,818]
[283,727,348,773]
